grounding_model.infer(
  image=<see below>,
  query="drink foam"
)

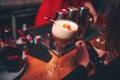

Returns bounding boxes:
[52,19,78,40]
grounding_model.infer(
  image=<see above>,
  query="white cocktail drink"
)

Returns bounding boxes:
[52,19,78,45]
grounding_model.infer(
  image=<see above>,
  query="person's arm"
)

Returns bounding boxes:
[84,1,98,24]
[62,41,90,80]
[88,56,120,80]
[72,41,120,80]
[62,65,87,80]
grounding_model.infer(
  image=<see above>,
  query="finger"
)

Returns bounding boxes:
[75,41,85,53]
[75,40,85,48]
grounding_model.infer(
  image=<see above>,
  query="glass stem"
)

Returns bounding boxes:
[57,45,65,67]
[57,51,62,67]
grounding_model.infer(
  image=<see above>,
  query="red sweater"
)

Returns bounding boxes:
[34,0,88,27]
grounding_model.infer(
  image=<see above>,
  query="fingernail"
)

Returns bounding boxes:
[79,42,83,47]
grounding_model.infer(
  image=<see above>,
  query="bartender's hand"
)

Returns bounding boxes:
[75,40,90,68]
[84,1,98,24]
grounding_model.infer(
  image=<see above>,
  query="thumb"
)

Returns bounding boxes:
[75,41,86,55]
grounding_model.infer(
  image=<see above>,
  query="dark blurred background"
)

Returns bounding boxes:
[0,0,42,30]
[0,0,107,41]
[0,0,107,30]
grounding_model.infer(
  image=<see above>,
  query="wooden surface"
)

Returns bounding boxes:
[20,33,103,80]
[20,47,91,80]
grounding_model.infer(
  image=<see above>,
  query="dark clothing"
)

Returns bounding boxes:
[62,56,120,80]
[92,0,107,14]
[62,65,87,80]
[89,56,120,80]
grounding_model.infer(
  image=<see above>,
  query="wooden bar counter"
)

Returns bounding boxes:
[19,23,98,80]
[20,43,95,80]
